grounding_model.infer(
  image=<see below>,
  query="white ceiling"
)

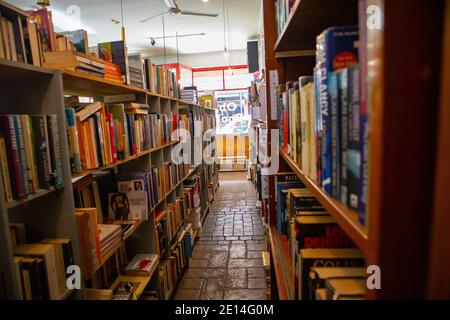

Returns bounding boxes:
[8,0,261,56]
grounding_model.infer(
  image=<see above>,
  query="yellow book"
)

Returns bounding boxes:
[110,275,150,300]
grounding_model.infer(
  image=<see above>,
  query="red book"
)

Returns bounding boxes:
[0,115,23,199]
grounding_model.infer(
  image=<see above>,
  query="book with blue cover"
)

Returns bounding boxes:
[315,25,359,195]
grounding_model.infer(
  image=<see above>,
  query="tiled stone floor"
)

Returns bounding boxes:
[174,172,268,300]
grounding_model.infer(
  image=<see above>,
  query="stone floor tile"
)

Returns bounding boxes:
[200,279,224,300]
[248,278,267,289]
[179,278,206,291]
[223,290,267,300]
[228,259,264,268]
[175,289,201,300]
[247,268,265,278]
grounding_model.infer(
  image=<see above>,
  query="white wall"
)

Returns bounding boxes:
[148,49,248,68]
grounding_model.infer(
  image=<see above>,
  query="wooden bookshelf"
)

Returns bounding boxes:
[262,0,447,300]
[71,142,179,179]
[274,0,358,52]
[269,227,294,300]
[6,187,63,210]
[279,149,368,254]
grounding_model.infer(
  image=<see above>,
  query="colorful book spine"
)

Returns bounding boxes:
[0,115,23,198]
[46,115,64,187]
[32,115,51,189]
[338,69,349,204]
[328,71,340,199]
[14,115,31,195]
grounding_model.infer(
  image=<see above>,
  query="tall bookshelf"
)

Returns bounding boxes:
[0,57,218,300]
[0,59,83,299]
[260,0,447,300]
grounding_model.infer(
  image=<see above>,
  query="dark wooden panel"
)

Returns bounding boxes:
[367,0,444,299]
[427,0,450,300]
[275,0,358,52]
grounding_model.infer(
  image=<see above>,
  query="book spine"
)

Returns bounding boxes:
[0,137,14,202]
[347,64,361,210]
[316,33,332,193]
[92,114,104,167]
[14,115,31,195]
[107,114,118,163]
[339,69,349,204]
[358,0,368,225]
[329,71,340,200]
[46,115,64,187]
[31,116,48,189]
[21,115,38,193]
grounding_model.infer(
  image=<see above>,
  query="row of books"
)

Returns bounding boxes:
[0,3,42,66]
[65,101,180,174]
[183,173,203,229]
[13,238,73,300]
[275,172,366,299]
[277,25,367,224]
[0,114,63,202]
[275,0,296,36]
[159,234,190,300]
[144,59,179,97]
[155,198,185,255]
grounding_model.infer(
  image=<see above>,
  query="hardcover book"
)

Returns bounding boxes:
[298,248,365,300]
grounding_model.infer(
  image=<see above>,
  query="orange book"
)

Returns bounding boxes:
[84,121,96,169]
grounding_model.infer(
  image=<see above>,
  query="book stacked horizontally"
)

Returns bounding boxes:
[124,254,159,277]
[180,86,198,105]
[98,224,122,258]
[43,50,106,78]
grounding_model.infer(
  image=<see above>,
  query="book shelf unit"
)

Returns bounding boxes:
[261,0,446,300]
[0,56,219,299]
[0,59,83,300]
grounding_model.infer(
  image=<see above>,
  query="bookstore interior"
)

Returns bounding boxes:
[0,0,448,302]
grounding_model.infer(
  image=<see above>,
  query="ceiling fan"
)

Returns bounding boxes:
[139,0,219,23]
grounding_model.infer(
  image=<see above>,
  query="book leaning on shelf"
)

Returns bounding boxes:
[144,58,179,98]
[0,114,64,203]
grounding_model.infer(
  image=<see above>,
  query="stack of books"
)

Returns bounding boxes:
[276,25,367,224]
[128,53,145,88]
[98,40,130,84]
[43,50,105,78]
[0,114,64,203]
[180,86,198,104]
[124,254,159,277]
[98,224,122,258]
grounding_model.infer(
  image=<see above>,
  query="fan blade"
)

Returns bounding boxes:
[139,12,168,23]
[164,0,178,9]
[180,10,219,17]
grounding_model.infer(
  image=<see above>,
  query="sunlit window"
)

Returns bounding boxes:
[193,70,223,91]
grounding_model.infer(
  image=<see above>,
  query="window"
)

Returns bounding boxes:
[193,70,223,91]
[224,68,253,90]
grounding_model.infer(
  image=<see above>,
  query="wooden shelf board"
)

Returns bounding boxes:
[71,142,178,180]
[275,50,316,59]
[274,0,358,52]
[62,69,147,96]
[7,187,63,210]
[269,226,295,300]
[279,148,369,255]
[0,58,53,78]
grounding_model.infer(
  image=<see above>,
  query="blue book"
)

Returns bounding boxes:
[65,108,82,173]
[276,181,304,234]
[328,71,340,199]
[338,68,349,204]
[316,25,359,194]
[347,64,360,210]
